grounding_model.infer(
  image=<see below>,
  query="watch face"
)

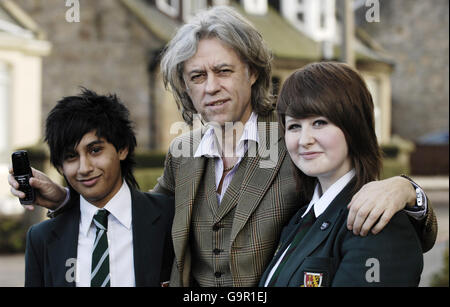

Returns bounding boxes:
[400,175,425,212]
[416,188,424,208]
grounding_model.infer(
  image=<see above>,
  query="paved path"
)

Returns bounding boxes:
[0,254,24,287]
[420,240,448,287]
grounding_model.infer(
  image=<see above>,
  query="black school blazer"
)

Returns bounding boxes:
[25,189,174,287]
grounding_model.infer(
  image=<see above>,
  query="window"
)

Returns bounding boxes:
[0,62,10,163]
[156,0,180,18]
[282,0,335,42]
[281,0,306,26]
[183,0,207,22]
[297,0,305,23]
[242,0,268,15]
[268,0,280,11]
[319,0,327,29]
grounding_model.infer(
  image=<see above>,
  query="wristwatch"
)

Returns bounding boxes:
[400,174,425,212]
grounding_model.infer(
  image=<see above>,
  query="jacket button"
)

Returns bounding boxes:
[214,272,222,278]
[213,224,222,231]
[213,248,222,255]
[320,222,330,230]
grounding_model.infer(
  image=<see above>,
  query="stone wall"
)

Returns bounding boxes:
[356,0,449,141]
[14,0,164,148]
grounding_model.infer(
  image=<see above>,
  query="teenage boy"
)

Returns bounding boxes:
[22,89,174,287]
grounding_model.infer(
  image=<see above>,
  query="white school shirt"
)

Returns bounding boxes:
[194,112,259,204]
[264,169,356,287]
[76,181,135,287]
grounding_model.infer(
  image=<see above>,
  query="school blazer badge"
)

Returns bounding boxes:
[302,272,323,287]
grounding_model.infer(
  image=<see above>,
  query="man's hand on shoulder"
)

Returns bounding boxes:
[346,176,416,236]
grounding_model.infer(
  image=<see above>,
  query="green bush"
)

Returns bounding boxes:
[136,159,408,190]
[381,158,410,179]
[381,144,400,158]
[135,150,166,168]
[0,216,27,254]
[431,247,449,287]
[134,168,165,192]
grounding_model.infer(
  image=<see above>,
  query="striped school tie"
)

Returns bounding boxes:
[267,207,316,286]
[91,209,110,287]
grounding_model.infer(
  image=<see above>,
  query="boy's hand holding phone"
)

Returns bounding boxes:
[9,151,66,211]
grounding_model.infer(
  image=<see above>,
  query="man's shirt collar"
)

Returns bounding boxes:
[194,112,259,158]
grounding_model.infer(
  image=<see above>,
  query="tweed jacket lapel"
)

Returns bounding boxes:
[171,127,207,281]
[47,196,80,287]
[230,113,286,245]
[204,157,221,218]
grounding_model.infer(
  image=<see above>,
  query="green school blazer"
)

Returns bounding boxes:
[259,180,424,287]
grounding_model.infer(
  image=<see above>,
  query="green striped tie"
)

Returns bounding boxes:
[91,209,110,287]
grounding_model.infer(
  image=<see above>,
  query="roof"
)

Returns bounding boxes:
[0,0,46,39]
[234,4,322,60]
[0,0,51,56]
[238,3,394,65]
[120,0,179,44]
[122,0,393,65]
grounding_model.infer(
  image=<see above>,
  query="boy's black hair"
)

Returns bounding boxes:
[45,88,139,190]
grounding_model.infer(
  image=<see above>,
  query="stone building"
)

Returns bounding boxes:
[355,0,449,141]
[10,0,394,152]
[14,0,168,150]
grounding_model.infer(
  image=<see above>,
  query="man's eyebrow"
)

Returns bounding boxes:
[186,63,234,75]
[62,140,104,157]
[212,63,234,70]
[187,68,205,75]
[86,140,105,148]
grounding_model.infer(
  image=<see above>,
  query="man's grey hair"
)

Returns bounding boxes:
[160,6,274,125]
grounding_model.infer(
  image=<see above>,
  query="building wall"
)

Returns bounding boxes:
[273,59,393,144]
[153,67,184,152]
[356,0,449,141]
[0,41,48,215]
[14,0,165,149]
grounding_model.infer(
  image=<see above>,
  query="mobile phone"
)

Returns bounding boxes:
[11,150,35,205]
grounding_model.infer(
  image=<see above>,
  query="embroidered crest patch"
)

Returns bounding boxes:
[302,272,323,287]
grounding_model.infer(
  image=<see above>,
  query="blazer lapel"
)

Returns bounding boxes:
[277,181,355,286]
[47,199,80,287]
[230,113,286,244]
[259,206,308,286]
[131,189,162,286]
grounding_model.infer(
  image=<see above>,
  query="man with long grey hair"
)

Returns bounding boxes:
[9,5,436,287]
[160,6,274,126]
